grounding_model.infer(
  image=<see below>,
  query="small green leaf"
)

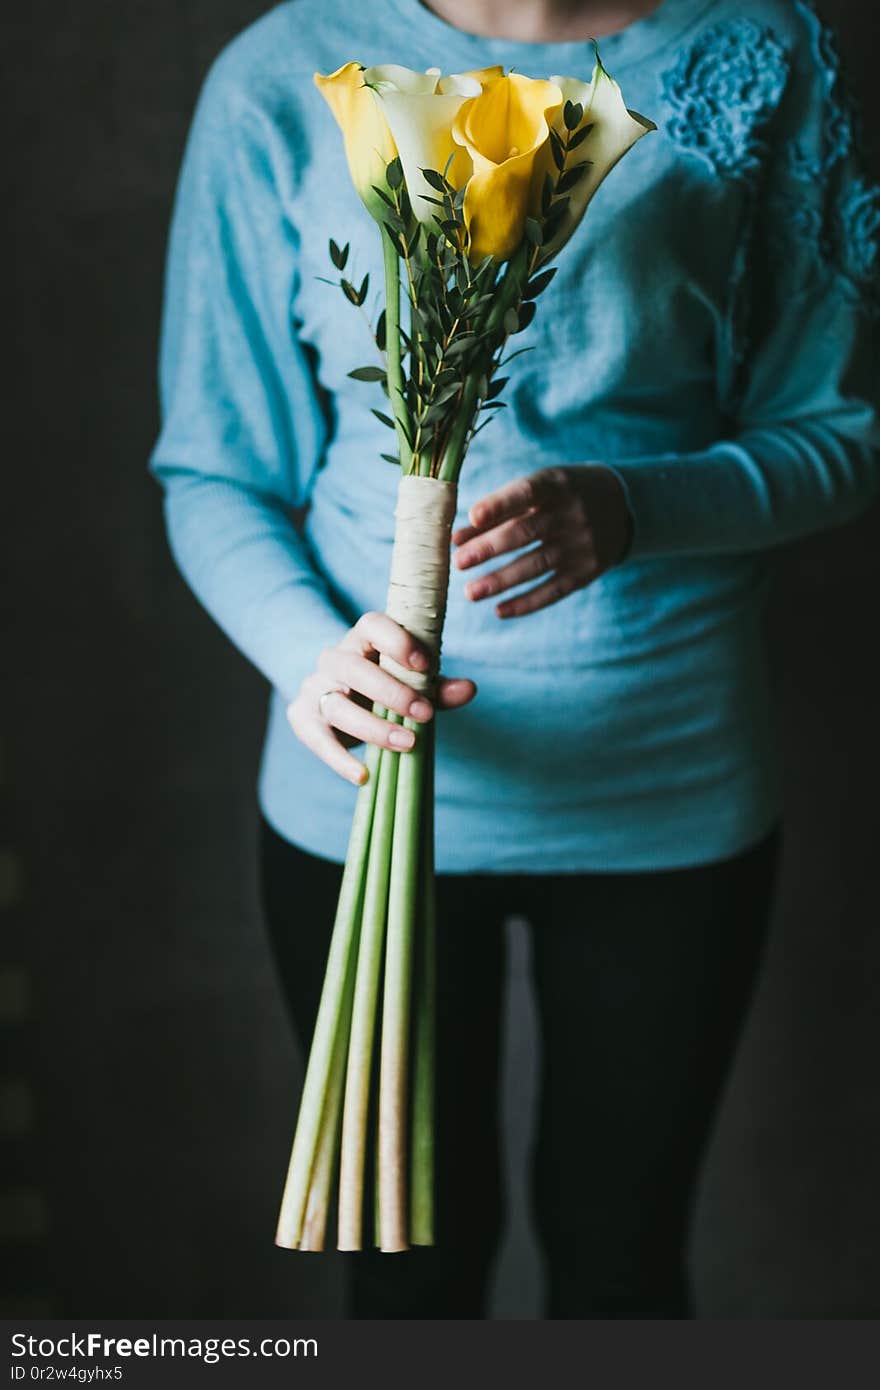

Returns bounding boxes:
[548,126,566,171]
[370,185,396,209]
[444,335,476,360]
[348,365,387,382]
[516,301,537,331]
[380,453,400,466]
[524,217,544,247]
[563,100,584,131]
[381,221,407,259]
[329,239,349,271]
[422,167,449,193]
[429,381,461,409]
[341,278,360,306]
[376,309,386,351]
[523,267,557,300]
[556,162,591,194]
[387,157,404,190]
[487,376,509,399]
[568,121,594,150]
[542,199,570,242]
[499,345,536,367]
[371,408,397,430]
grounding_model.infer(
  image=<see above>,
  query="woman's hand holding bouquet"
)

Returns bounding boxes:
[288,613,476,785]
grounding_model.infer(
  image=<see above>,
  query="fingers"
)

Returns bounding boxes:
[466,466,571,533]
[318,645,434,723]
[454,506,572,571]
[436,676,477,710]
[342,610,430,675]
[316,687,417,751]
[288,676,419,786]
[463,541,564,601]
[450,523,479,547]
[288,611,480,784]
[496,570,582,619]
[287,698,370,785]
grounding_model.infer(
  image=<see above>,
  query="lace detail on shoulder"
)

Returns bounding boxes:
[835,178,880,290]
[769,3,879,308]
[660,19,790,179]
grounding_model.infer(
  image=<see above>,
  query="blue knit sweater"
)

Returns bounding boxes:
[150,0,879,871]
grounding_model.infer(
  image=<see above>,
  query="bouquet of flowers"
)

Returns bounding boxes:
[276,51,653,1253]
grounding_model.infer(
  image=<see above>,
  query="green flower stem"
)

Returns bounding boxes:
[373,1117,381,1248]
[275,741,380,1249]
[378,715,426,1251]
[382,231,413,472]
[298,934,358,1251]
[337,731,400,1249]
[409,717,436,1246]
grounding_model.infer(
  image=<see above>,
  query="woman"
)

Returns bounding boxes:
[150,0,879,1317]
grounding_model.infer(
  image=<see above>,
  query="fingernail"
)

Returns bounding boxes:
[409,650,429,672]
[389,728,415,750]
[465,582,485,600]
[409,698,433,721]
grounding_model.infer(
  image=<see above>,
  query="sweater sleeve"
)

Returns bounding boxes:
[609,12,880,560]
[149,54,350,702]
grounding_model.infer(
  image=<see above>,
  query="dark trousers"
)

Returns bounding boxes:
[259,816,781,1319]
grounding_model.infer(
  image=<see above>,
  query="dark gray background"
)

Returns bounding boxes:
[4,0,879,1318]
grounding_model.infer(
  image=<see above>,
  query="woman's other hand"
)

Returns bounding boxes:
[287,611,477,785]
[453,465,634,618]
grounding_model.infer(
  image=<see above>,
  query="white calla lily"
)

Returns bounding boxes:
[363,64,483,224]
[546,57,656,261]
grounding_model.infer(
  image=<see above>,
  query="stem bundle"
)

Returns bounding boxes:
[276,477,456,1252]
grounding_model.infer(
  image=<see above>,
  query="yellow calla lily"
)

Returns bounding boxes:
[462,65,505,89]
[314,63,397,222]
[452,74,563,262]
[364,64,482,222]
[543,58,656,261]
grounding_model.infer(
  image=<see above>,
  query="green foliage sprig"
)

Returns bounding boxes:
[324,128,593,481]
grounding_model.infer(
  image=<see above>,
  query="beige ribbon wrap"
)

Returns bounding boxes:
[379,475,458,694]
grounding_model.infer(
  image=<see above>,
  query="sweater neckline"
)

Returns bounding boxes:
[382,0,716,70]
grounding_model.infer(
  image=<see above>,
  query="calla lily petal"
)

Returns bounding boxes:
[452,74,563,261]
[365,63,441,96]
[314,63,397,222]
[460,65,505,89]
[365,66,481,223]
[544,58,656,261]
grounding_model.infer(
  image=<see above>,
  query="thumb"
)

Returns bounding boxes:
[435,676,477,710]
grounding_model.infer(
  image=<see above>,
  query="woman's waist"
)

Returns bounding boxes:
[306,499,770,671]
[261,615,777,823]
